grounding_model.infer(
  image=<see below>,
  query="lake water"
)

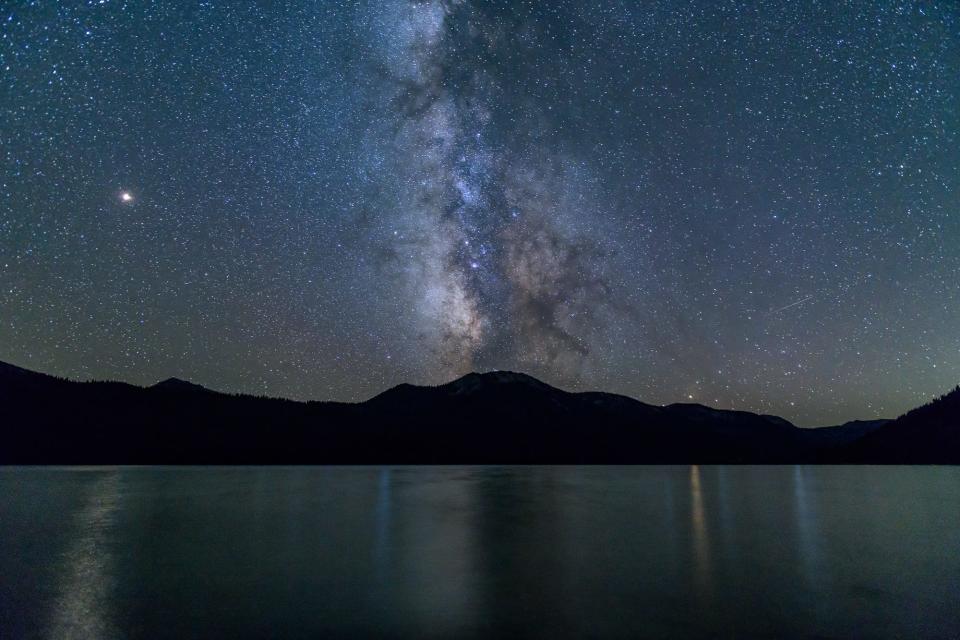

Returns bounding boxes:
[1,466,957,639]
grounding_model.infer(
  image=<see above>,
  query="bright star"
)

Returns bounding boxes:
[120,191,134,203]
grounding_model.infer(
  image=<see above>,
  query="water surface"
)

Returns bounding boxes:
[1,466,958,639]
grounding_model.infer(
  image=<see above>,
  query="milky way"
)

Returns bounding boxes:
[372,1,616,379]
[1,1,958,424]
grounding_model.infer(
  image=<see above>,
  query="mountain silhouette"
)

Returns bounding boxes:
[0,360,954,463]
[151,377,211,393]
[833,386,960,463]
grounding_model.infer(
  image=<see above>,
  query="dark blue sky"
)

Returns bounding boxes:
[1,1,958,425]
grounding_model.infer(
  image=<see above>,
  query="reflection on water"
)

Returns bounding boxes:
[400,468,480,635]
[792,465,820,589]
[373,468,392,588]
[1,466,958,639]
[47,470,120,640]
[689,465,713,606]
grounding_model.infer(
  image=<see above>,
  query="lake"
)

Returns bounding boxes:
[1,466,957,639]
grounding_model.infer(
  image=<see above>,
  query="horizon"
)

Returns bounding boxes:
[10,355,950,429]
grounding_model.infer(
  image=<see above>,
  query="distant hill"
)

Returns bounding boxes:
[1,360,954,464]
[150,377,212,394]
[835,386,960,463]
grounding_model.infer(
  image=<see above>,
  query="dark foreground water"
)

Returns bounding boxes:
[1,466,958,639]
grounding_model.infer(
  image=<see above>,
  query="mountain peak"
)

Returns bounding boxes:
[442,370,557,395]
[151,377,209,393]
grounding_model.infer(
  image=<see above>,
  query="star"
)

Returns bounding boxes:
[120,191,134,203]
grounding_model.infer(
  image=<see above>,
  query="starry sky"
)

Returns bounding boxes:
[1,1,958,426]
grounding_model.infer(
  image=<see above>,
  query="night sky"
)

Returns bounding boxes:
[2,1,958,425]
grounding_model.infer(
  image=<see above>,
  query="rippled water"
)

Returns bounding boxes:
[1,466,958,639]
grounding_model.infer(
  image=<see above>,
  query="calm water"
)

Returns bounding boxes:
[0,466,958,639]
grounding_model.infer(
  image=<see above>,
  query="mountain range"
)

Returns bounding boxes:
[1,360,956,463]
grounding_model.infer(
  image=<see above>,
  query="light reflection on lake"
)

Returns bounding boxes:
[47,470,120,639]
[1,466,958,639]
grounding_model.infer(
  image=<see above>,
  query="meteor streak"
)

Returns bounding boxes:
[771,295,814,314]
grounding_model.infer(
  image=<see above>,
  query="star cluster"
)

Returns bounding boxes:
[1,0,958,425]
